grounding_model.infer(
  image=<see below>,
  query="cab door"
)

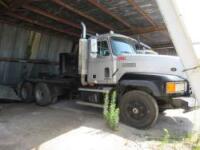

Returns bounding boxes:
[88,39,115,84]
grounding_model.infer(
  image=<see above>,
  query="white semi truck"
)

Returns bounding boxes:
[16,23,195,129]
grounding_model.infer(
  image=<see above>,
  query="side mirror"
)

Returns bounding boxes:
[89,38,98,53]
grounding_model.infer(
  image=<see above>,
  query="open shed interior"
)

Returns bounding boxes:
[0,0,175,85]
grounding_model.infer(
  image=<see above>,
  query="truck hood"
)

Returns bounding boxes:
[117,54,187,79]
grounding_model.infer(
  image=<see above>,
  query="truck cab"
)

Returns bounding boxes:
[86,33,185,85]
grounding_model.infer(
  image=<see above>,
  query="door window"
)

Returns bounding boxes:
[97,41,110,57]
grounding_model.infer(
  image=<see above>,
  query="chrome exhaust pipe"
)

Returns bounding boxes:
[79,22,88,86]
[81,22,86,39]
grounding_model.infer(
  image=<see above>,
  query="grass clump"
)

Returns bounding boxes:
[159,129,200,150]
[103,91,120,131]
[184,133,200,150]
[162,128,170,144]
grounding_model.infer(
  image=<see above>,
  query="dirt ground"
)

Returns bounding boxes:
[0,97,199,150]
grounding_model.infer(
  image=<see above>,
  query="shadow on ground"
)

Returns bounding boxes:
[0,98,197,150]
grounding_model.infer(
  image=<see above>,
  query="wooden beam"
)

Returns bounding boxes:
[23,4,80,29]
[8,0,47,9]
[5,12,80,37]
[23,4,95,34]
[127,0,168,42]
[0,19,16,26]
[87,0,132,29]
[0,0,8,8]
[9,0,31,9]
[51,0,114,31]
[126,25,166,35]
[151,42,174,49]
[127,0,157,27]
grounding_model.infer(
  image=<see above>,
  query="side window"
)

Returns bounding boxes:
[97,41,110,56]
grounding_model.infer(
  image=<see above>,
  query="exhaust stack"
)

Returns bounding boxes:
[81,22,86,39]
[79,22,88,86]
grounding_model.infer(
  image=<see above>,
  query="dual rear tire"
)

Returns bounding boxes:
[18,82,57,106]
[18,82,34,103]
[35,83,58,106]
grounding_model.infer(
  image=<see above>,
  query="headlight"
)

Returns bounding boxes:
[166,82,186,94]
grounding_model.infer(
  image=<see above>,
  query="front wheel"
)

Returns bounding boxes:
[120,90,159,129]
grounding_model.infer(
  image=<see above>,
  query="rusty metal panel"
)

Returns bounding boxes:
[30,32,73,78]
[0,23,73,85]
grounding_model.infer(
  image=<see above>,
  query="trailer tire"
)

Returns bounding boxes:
[35,83,54,106]
[120,90,158,129]
[19,82,34,103]
[50,86,58,104]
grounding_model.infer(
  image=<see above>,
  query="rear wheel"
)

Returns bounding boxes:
[35,83,57,106]
[50,86,58,104]
[18,82,34,103]
[120,90,159,129]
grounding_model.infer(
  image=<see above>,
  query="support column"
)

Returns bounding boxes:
[155,0,200,105]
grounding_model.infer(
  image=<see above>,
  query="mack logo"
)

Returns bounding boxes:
[122,63,136,68]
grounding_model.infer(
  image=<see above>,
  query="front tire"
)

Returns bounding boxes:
[120,90,159,129]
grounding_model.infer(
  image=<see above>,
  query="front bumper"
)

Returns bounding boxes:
[172,97,200,112]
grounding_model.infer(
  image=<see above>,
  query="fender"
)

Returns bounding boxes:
[118,73,186,97]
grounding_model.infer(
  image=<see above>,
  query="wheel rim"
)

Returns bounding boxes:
[126,101,149,120]
[36,89,44,101]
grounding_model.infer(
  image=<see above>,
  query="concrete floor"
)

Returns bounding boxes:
[0,98,199,150]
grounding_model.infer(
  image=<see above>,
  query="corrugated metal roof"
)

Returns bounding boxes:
[0,0,172,48]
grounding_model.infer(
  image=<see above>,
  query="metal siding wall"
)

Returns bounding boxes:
[30,33,73,77]
[0,23,73,85]
[0,23,30,85]
[6,26,30,84]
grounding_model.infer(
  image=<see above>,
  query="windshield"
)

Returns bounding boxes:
[137,50,158,55]
[135,44,150,50]
[111,37,136,56]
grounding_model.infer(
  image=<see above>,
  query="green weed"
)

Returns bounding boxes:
[103,91,120,131]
